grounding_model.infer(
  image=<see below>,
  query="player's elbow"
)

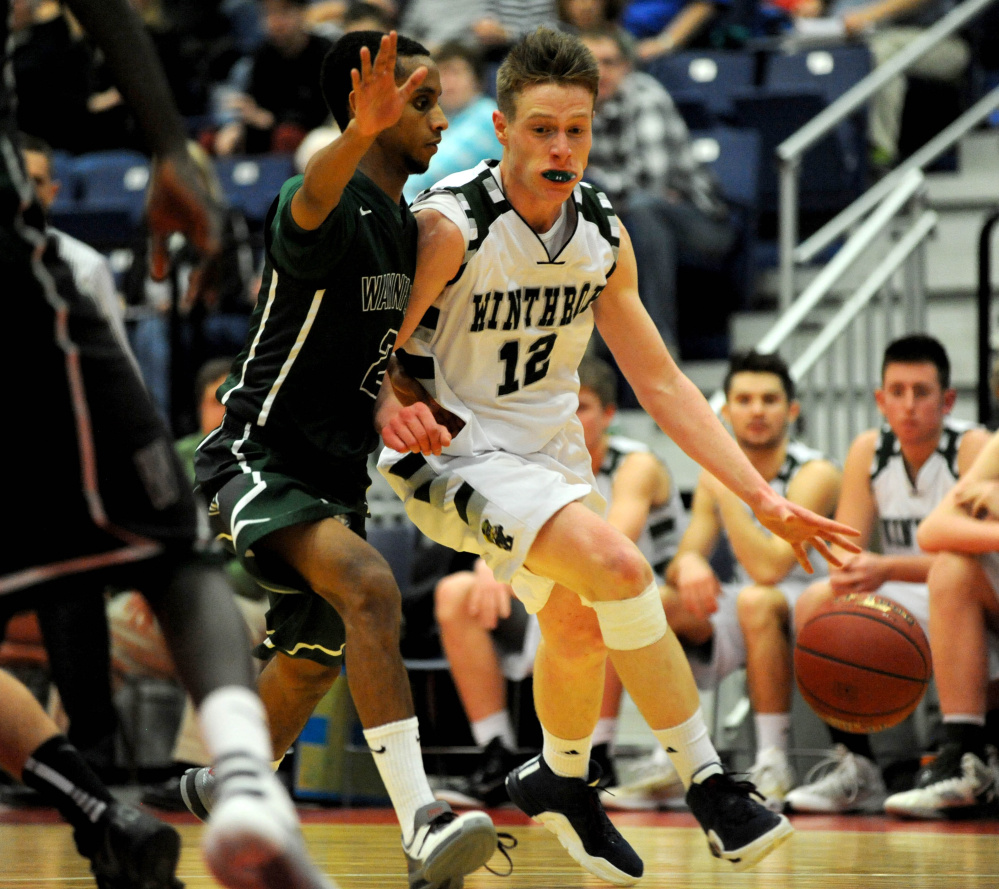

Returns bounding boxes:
[916,516,943,553]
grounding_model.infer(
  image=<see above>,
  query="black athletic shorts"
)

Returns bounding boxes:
[2,223,204,597]
[195,422,373,669]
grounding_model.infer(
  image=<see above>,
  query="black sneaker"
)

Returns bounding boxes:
[590,743,619,789]
[506,755,643,886]
[85,801,183,889]
[685,771,794,872]
[470,738,520,806]
[141,777,187,812]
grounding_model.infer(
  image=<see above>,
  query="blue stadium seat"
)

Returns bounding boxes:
[762,45,871,205]
[52,150,150,247]
[214,154,297,226]
[679,127,761,320]
[764,44,872,105]
[645,50,756,124]
[731,84,860,214]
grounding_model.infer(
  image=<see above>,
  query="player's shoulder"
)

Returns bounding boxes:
[847,427,882,460]
[411,160,494,206]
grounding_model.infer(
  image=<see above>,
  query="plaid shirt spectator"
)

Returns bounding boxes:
[587,70,728,221]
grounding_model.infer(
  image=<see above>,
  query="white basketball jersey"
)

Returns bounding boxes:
[732,439,830,587]
[596,435,688,578]
[870,417,976,555]
[401,161,620,457]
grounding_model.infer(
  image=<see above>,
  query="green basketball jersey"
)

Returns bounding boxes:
[218,170,416,487]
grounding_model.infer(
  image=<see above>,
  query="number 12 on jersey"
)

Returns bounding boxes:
[497,334,557,396]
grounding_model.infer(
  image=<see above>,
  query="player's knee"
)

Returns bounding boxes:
[793,582,832,632]
[736,584,787,632]
[591,542,654,598]
[433,572,475,628]
[321,554,401,638]
[592,581,668,651]
[273,652,340,696]
[929,551,984,608]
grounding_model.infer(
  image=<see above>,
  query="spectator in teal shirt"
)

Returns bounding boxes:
[403,41,502,202]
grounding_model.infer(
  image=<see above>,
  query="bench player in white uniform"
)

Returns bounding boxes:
[883,429,999,818]
[376,28,859,882]
[787,334,991,815]
[655,351,841,812]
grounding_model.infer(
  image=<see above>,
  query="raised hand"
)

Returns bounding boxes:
[145,147,223,304]
[351,31,428,138]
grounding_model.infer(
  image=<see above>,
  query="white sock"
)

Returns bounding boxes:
[363,717,435,843]
[943,714,986,726]
[653,710,723,789]
[471,710,516,749]
[542,726,591,779]
[198,685,272,764]
[592,717,618,748]
[754,713,791,755]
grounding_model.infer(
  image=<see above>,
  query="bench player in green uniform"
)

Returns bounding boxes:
[188,30,499,889]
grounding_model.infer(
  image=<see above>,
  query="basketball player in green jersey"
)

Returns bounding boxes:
[191,31,499,889]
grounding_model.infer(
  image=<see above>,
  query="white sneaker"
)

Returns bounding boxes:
[884,744,998,820]
[747,747,795,813]
[604,747,685,810]
[785,746,886,814]
[403,800,498,889]
[203,755,338,889]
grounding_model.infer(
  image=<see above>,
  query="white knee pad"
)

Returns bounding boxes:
[592,581,667,651]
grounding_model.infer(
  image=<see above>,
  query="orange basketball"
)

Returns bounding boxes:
[794,593,932,733]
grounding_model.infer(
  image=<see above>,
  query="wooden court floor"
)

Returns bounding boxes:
[2,804,999,888]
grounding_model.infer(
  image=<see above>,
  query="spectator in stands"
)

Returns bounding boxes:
[10,0,95,154]
[620,0,732,61]
[85,0,212,150]
[580,26,735,357]
[433,356,688,806]
[21,134,126,341]
[398,1,559,57]
[403,41,502,202]
[662,350,841,811]
[558,0,629,31]
[343,0,396,29]
[786,334,989,814]
[881,429,999,819]
[794,0,970,172]
[206,0,334,156]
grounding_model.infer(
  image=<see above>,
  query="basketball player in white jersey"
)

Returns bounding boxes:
[433,354,688,807]
[655,351,841,812]
[375,27,859,882]
[786,334,990,816]
[885,429,999,818]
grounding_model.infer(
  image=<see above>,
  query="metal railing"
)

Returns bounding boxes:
[709,169,937,459]
[776,0,999,310]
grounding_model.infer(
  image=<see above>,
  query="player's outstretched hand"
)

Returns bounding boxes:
[381,402,452,456]
[755,492,861,573]
[146,146,223,304]
[351,31,428,138]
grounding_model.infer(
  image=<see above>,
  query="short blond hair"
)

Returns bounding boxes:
[495,27,599,120]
